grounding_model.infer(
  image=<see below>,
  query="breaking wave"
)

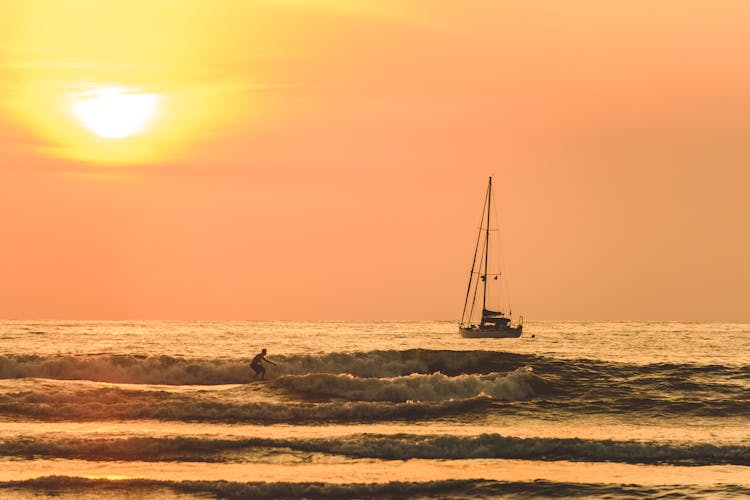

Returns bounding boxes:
[272,368,542,402]
[1,349,747,418]
[2,477,749,499]
[0,383,490,423]
[0,350,529,385]
[0,434,747,466]
[0,354,252,385]
[1,350,746,395]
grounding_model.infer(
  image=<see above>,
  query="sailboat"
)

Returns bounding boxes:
[459,176,523,338]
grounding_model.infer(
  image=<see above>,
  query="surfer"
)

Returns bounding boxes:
[250,348,277,380]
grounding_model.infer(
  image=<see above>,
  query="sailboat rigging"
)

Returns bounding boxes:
[459,176,523,338]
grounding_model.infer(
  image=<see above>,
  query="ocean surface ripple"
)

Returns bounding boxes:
[1,321,748,499]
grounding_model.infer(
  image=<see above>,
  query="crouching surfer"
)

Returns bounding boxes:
[250,348,277,380]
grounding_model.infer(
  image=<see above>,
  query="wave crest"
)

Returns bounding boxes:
[1,434,747,465]
[0,350,529,385]
[273,367,540,402]
[3,477,749,499]
[0,383,490,423]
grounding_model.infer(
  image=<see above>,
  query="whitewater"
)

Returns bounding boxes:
[0,320,748,498]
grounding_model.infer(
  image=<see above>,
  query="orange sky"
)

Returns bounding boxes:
[1,0,749,320]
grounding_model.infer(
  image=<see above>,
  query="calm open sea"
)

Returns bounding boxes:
[0,321,748,498]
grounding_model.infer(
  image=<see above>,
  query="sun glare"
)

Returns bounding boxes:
[72,88,159,139]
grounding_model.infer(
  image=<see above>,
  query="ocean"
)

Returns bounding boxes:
[0,320,748,498]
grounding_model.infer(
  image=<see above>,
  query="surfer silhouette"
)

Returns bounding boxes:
[250,348,277,380]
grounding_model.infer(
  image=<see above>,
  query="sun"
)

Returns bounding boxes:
[71,88,159,139]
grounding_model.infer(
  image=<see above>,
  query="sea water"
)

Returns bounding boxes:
[0,321,748,498]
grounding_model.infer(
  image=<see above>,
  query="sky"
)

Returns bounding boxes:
[1,0,749,320]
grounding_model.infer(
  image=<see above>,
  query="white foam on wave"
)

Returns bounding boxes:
[273,367,539,402]
[0,380,490,423]
[4,476,748,499]
[1,433,746,465]
[0,350,523,385]
[0,355,249,385]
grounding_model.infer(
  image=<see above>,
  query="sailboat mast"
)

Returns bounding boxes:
[460,181,490,326]
[481,176,492,316]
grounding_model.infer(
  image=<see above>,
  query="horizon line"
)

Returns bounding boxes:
[1,318,747,323]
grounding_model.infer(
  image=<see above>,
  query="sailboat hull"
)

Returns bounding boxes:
[459,325,522,338]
